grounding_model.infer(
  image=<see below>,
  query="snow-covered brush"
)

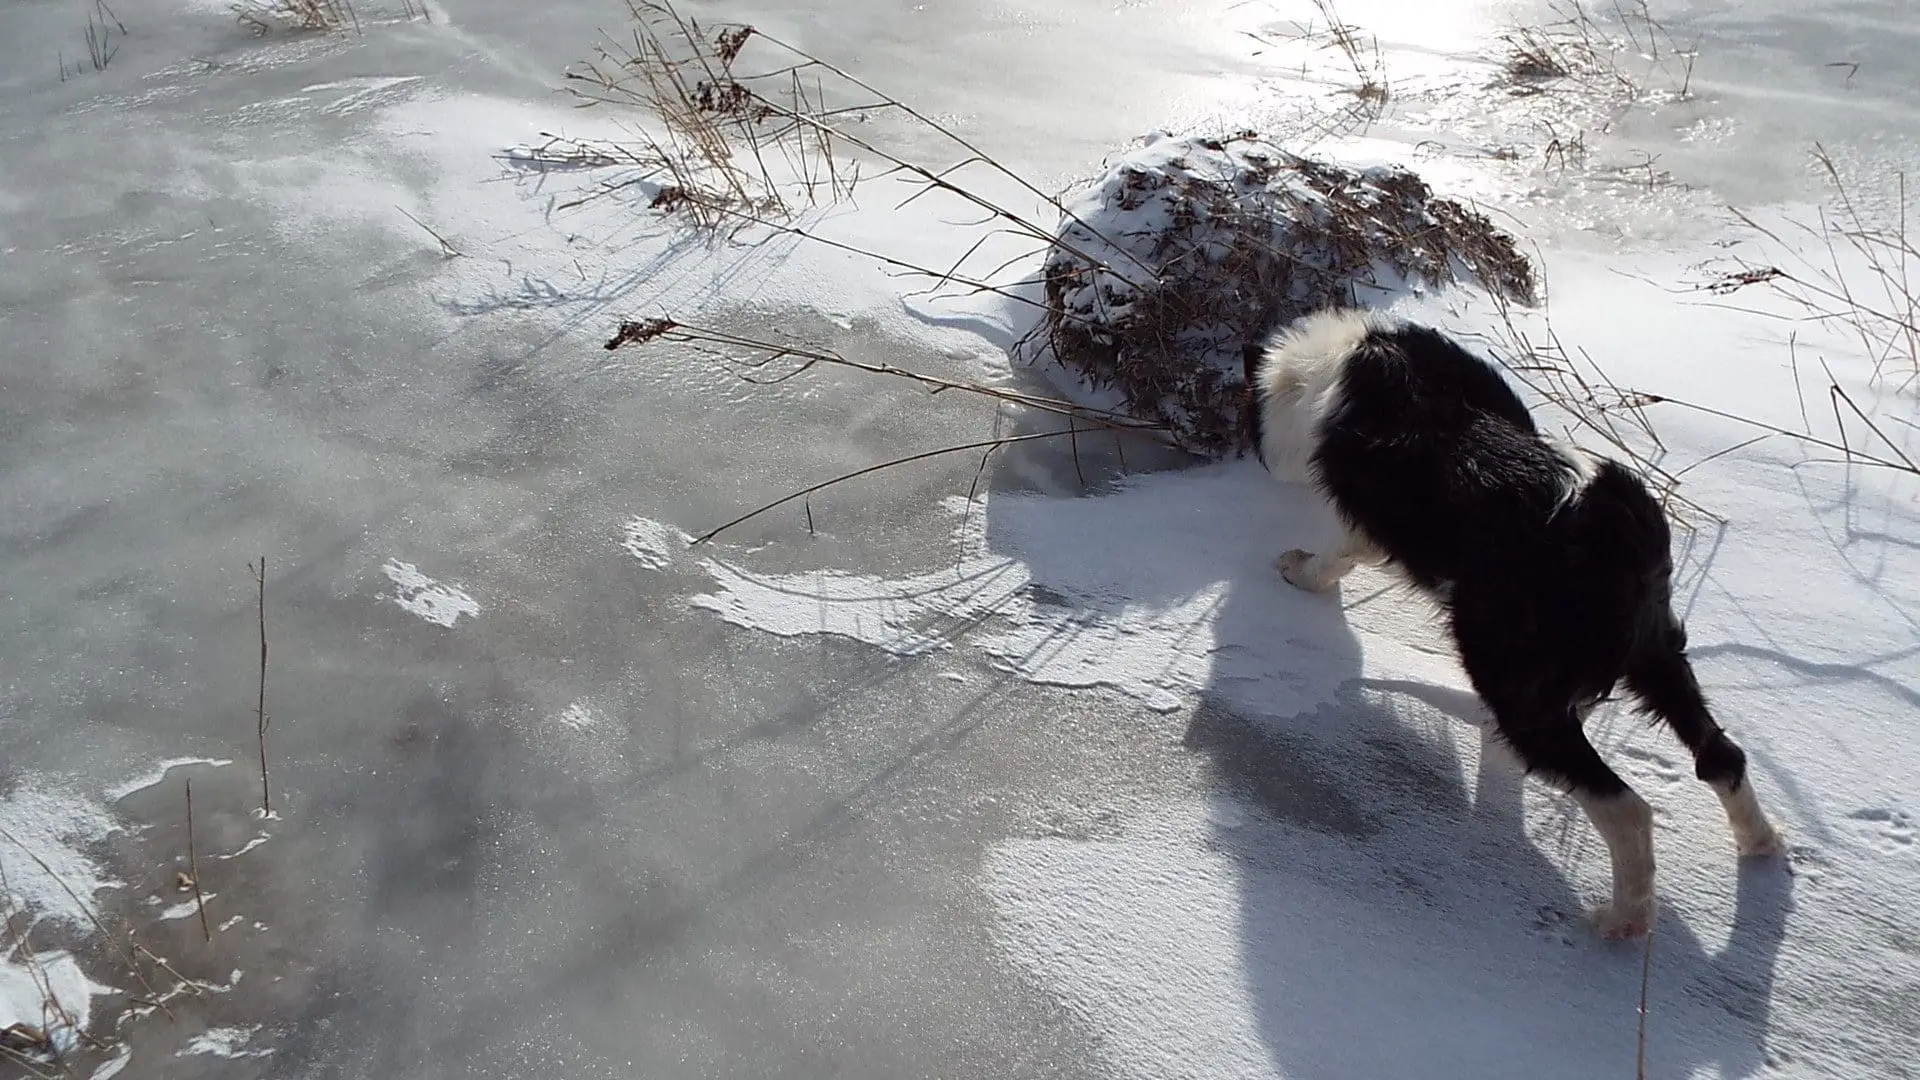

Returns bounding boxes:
[1039,132,1539,456]
[568,7,1541,455]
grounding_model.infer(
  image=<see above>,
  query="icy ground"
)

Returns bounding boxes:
[0,0,1916,1077]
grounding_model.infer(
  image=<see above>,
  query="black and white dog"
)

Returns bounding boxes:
[1246,308,1781,939]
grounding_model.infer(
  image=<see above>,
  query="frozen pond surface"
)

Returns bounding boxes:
[1,0,1917,1077]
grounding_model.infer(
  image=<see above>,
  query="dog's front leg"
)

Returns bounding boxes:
[1278,529,1379,592]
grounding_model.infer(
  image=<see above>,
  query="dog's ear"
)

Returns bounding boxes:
[1240,339,1266,459]
[1241,340,1264,385]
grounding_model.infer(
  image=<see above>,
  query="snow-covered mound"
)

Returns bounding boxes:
[1041,132,1538,457]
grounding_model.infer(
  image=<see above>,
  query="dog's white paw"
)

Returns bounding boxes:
[1736,823,1785,859]
[1715,782,1785,859]
[1277,549,1330,592]
[1589,895,1657,941]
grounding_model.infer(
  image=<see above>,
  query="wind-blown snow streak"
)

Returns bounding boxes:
[178,1025,273,1059]
[622,517,690,571]
[105,757,234,802]
[686,471,1462,717]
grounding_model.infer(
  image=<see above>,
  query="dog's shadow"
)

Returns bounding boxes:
[1183,578,1796,1080]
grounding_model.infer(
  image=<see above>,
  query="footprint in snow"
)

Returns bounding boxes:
[1846,808,1914,851]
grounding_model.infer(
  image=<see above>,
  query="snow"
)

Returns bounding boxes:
[689,477,1463,715]
[154,892,217,921]
[0,950,103,1056]
[573,11,1914,1077]
[217,835,271,860]
[104,757,234,802]
[554,702,599,731]
[620,517,689,570]
[380,559,481,627]
[3,0,1918,1076]
[89,1046,132,1080]
[177,1024,272,1059]
[671,232,1919,1076]
[0,784,119,933]
[989,792,1793,1080]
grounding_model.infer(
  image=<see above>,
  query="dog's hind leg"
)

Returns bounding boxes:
[1455,596,1660,938]
[1625,621,1782,858]
[1493,711,1658,940]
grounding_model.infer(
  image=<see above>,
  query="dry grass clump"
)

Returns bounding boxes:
[1237,0,1395,150]
[58,1,126,80]
[1041,132,1538,456]
[1302,0,1388,106]
[1493,0,1697,103]
[234,0,358,35]
[1499,25,1578,83]
[559,1,850,230]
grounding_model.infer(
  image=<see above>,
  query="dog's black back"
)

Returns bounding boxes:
[1311,323,1574,590]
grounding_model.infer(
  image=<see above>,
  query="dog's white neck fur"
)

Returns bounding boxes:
[1253,308,1392,485]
